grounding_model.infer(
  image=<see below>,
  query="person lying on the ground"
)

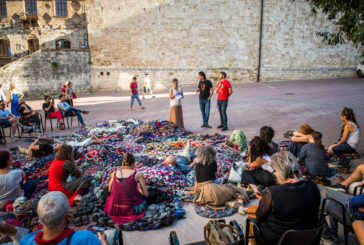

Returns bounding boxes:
[20,191,107,245]
[57,95,89,128]
[297,131,329,177]
[260,126,278,154]
[105,152,149,226]
[18,138,60,158]
[329,164,364,192]
[328,107,360,156]
[189,145,249,215]
[241,136,276,195]
[19,102,42,133]
[225,129,248,152]
[164,140,193,174]
[0,101,32,141]
[48,144,89,206]
[0,151,36,202]
[353,220,364,245]
[42,95,65,130]
[255,151,321,245]
[287,123,315,157]
[66,136,100,148]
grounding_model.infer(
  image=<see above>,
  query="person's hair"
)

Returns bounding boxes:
[259,126,275,143]
[198,71,206,80]
[0,151,10,169]
[55,144,74,162]
[10,83,15,90]
[37,191,69,229]
[311,131,324,150]
[172,78,178,84]
[132,76,137,80]
[195,145,216,166]
[341,107,358,125]
[271,151,301,181]
[44,95,50,100]
[249,136,272,162]
[219,71,226,78]
[68,81,72,85]
[122,152,135,166]
[59,94,64,99]
[145,73,148,76]
[299,124,314,135]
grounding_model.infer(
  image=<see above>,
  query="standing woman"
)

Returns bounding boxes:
[7,83,23,117]
[169,78,184,128]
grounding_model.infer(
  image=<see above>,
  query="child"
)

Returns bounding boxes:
[260,126,278,154]
[298,131,328,177]
[130,77,145,110]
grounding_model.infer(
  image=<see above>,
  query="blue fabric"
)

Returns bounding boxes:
[21,180,37,199]
[58,102,72,111]
[349,194,364,219]
[0,109,10,118]
[199,99,211,125]
[11,93,20,116]
[175,156,191,174]
[217,99,228,127]
[67,107,84,125]
[131,94,142,108]
[20,230,102,245]
[332,142,356,155]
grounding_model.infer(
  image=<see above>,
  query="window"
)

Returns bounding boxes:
[0,0,6,16]
[25,0,37,15]
[55,0,67,16]
[0,40,9,57]
[55,39,71,49]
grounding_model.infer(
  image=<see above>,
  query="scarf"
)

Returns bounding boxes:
[34,227,74,245]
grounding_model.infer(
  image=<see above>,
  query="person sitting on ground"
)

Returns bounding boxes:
[43,95,65,130]
[225,129,248,153]
[164,140,193,174]
[0,101,32,141]
[260,126,278,154]
[328,107,360,156]
[0,151,36,202]
[298,131,329,177]
[254,151,321,245]
[48,144,89,206]
[20,191,107,245]
[19,101,42,133]
[190,145,249,214]
[57,95,89,128]
[241,136,276,195]
[105,152,149,226]
[329,164,364,192]
[287,123,315,157]
[18,138,60,158]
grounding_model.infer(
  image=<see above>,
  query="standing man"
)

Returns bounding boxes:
[216,71,232,131]
[196,71,213,128]
[142,73,155,99]
[130,77,145,110]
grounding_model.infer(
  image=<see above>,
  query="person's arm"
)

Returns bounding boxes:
[169,88,175,99]
[136,172,149,197]
[215,82,221,94]
[228,87,232,96]
[256,189,273,222]
[249,157,268,170]
[291,135,310,143]
[18,92,24,100]
[28,139,40,151]
[297,145,307,162]
[108,172,114,192]
[21,105,31,115]
[62,160,81,177]
[336,124,353,145]
[57,103,66,112]
[208,86,214,100]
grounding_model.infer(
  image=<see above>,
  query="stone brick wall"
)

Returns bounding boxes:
[86,0,361,91]
[0,49,90,97]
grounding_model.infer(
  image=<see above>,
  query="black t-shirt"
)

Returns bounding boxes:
[195,161,217,183]
[198,80,213,99]
[32,143,54,158]
[42,102,55,114]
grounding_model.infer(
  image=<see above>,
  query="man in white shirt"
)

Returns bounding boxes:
[142,73,155,99]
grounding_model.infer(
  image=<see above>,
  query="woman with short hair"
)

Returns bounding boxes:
[169,78,184,128]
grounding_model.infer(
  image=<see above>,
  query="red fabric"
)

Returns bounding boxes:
[104,171,145,225]
[130,82,138,94]
[35,227,74,245]
[61,86,66,95]
[217,80,231,100]
[47,111,63,123]
[48,160,78,206]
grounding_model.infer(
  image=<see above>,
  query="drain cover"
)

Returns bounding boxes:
[284,93,295,95]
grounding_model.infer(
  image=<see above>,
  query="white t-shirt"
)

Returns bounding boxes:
[260,154,273,173]
[145,77,151,88]
[0,170,24,202]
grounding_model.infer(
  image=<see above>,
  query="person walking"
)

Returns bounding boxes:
[169,78,184,128]
[216,71,232,131]
[196,71,213,128]
[130,77,145,110]
[142,73,155,99]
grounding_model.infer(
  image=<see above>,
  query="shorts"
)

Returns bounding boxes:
[332,142,356,155]
[143,86,150,93]
[0,119,11,127]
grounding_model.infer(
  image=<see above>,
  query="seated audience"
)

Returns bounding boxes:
[255,151,321,245]
[329,164,364,192]
[42,95,65,130]
[241,136,276,194]
[57,95,89,128]
[164,140,193,174]
[353,220,364,245]
[328,107,360,156]
[105,152,149,226]
[298,131,329,177]
[260,126,278,154]
[20,191,107,245]
[19,102,42,133]
[225,129,248,152]
[48,144,89,206]
[191,145,249,214]
[18,138,59,158]
[0,151,36,201]
[287,123,315,157]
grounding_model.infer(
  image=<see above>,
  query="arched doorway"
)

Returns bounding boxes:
[27,35,39,53]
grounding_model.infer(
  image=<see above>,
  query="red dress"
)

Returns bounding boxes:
[48,160,78,206]
[104,171,145,225]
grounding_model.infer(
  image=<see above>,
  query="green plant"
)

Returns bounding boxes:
[51,61,58,68]
[88,61,92,65]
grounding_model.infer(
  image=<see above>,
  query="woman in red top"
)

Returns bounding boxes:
[105,152,149,226]
[48,144,88,206]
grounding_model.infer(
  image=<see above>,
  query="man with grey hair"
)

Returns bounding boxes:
[20,191,107,245]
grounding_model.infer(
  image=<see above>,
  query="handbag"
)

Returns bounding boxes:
[204,219,243,245]
[72,92,77,98]
[228,161,247,183]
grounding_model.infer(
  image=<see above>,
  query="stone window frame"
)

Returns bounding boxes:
[55,39,71,49]
[55,0,68,17]
[25,0,37,16]
[0,0,7,17]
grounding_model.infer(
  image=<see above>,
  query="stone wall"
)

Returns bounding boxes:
[86,0,361,91]
[0,49,90,97]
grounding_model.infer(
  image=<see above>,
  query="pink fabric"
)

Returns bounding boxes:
[104,171,145,225]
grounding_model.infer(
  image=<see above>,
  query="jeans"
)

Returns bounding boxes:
[217,99,228,127]
[131,94,142,108]
[199,99,211,125]
[66,107,84,125]
[176,156,191,174]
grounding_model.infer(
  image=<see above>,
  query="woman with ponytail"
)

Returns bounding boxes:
[328,107,361,155]
[298,131,328,177]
